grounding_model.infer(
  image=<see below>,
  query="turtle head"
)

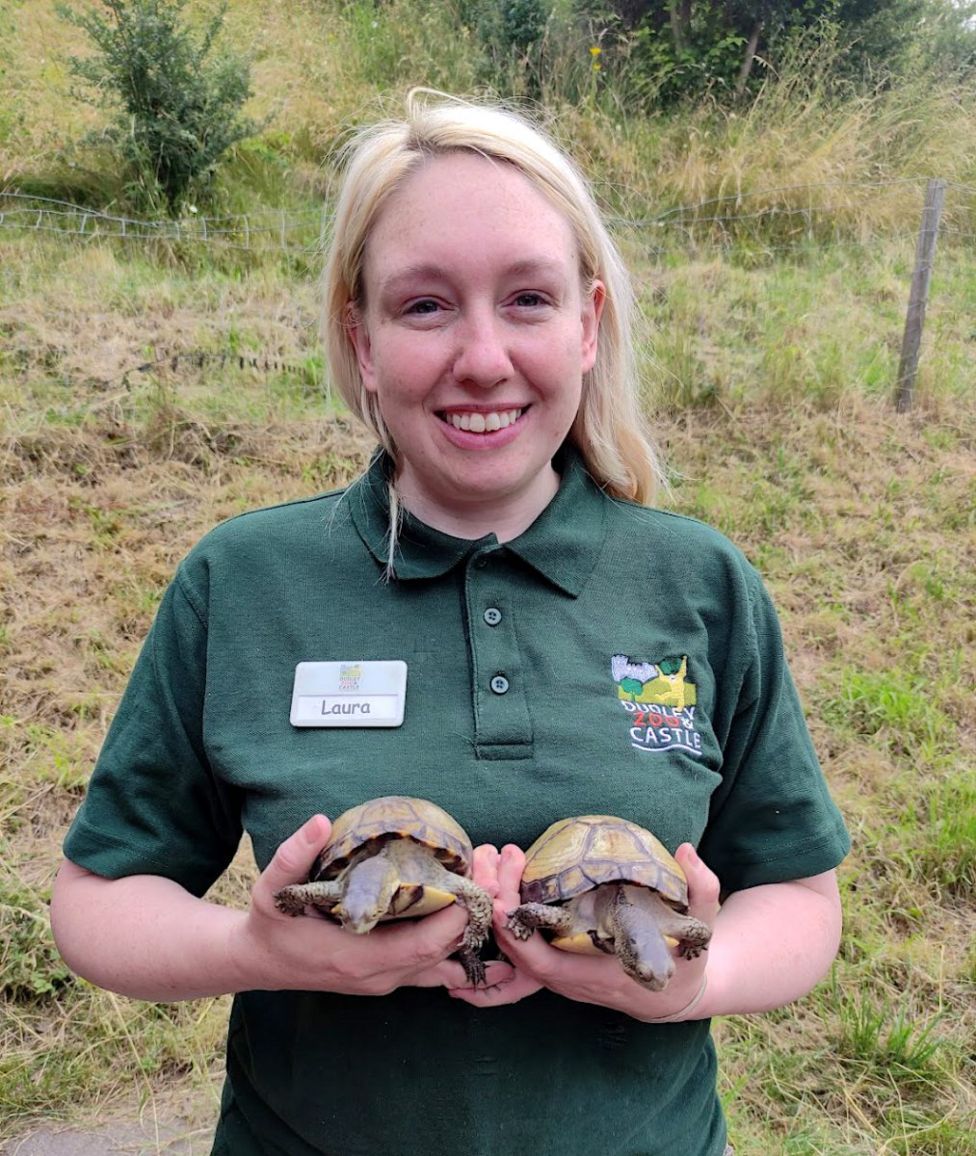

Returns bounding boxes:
[332,851,400,934]
[611,896,676,991]
[333,895,383,934]
[621,940,674,991]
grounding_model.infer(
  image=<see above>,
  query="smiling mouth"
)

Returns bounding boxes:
[440,407,524,433]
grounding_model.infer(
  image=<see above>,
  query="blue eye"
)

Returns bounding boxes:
[406,299,440,315]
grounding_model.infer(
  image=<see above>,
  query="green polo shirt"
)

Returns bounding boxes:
[64,446,849,1156]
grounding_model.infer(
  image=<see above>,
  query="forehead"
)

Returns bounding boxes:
[363,152,579,277]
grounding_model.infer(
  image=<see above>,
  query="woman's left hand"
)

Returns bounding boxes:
[449,842,721,1021]
[446,844,542,1005]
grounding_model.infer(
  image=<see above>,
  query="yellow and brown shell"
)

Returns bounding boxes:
[313,795,473,881]
[519,815,688,908]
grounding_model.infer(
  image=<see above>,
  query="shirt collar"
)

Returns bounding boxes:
[346,445,610,597]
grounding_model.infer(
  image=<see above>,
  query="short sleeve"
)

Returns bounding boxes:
[63,563,244,896]
[698,569,849,893]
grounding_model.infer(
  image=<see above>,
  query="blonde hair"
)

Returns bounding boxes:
[323,89,662,514]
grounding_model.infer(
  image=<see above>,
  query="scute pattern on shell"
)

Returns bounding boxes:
[519,814,688,907]
[314,795,473,881]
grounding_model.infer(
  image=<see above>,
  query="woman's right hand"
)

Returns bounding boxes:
[236,814,478,996]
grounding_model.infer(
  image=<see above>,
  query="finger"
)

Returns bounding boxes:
[408,957,482,989]
[375,901,470,974]
[493,904,556,974]
[494,895,629,998]
[414,954,519,994]
[489,845,523,938]
[442,958,517,992]
[495,843,525,904]
[448,965,543,1007]
[471,844,501,897]
[258,814,331,897]
[674,843,721,922]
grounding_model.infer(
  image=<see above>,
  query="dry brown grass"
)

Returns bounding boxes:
[2,376,974,1149]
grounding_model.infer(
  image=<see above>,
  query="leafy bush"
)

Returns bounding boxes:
[459,0,554,96]
[58,0,259,214]
[573,0,976,108]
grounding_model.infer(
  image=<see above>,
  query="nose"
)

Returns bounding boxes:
[451,309,512,388]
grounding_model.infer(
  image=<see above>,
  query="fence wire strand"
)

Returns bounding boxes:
[1,179,971,254]
[0,193,326,252]
[1,178,970,411]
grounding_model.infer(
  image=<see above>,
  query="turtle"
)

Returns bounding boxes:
[506,814,711,992]
[274,795,492,985]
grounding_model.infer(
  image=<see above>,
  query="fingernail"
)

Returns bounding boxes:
[306,815,327,844]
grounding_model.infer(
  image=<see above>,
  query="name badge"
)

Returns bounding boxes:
[290,661,407,728]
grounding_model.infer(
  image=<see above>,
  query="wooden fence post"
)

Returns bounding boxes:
[895,178,947,412]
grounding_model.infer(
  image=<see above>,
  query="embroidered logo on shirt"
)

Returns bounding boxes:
[610,654,704,757]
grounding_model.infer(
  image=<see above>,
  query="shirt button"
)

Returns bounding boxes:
[483,607,502,626]
[490,674,510,695]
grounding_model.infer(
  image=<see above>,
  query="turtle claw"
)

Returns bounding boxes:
[458,949,487,987]
[504,909,533,941]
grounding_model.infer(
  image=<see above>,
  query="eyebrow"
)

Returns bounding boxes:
[377,257,570,295]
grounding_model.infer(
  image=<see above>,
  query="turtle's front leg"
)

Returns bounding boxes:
[452,877,494,986]
[274,880,345,917]
[506,902,574,941]
[665,912,712,960]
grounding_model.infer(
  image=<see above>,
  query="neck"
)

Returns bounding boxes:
[395,465,560,544]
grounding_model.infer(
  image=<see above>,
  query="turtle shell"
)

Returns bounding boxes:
[519,815,688,909]
[312,795,473,881]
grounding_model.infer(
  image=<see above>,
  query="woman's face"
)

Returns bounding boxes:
[347,151,604,539]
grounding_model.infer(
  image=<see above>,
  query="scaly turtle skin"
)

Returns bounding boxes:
[507,815,711,991]
[274,796,492,985]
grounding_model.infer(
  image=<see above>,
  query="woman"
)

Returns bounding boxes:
[51,91,849,1155]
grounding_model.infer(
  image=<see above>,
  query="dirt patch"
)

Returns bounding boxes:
[1,1116,213,1156]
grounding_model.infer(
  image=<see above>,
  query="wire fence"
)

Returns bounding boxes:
[1,178,973,408]
[2,179,974,255]
[0,194,326,253]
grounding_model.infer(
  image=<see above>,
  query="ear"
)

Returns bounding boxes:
[580,279,606,374]
[344,302,377,393]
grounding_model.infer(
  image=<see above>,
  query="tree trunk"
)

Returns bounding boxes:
[735,19,763,96]
[670,0,693,55]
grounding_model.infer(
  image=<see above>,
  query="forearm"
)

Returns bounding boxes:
[52,832,476,1003]
[695,873,842,1018]
[51,861,253,1001]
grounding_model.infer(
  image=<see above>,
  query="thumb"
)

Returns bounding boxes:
[260,814,331,895]
[496,844,526,905]
[674,843,721,924]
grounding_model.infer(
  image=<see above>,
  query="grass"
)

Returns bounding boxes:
[662,401,976,1154]
[2,0,976,1150]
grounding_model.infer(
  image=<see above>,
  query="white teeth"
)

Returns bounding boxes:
[447,409,521,433]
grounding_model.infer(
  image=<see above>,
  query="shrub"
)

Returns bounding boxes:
[58,0,259,214]
[459,0,553,96]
